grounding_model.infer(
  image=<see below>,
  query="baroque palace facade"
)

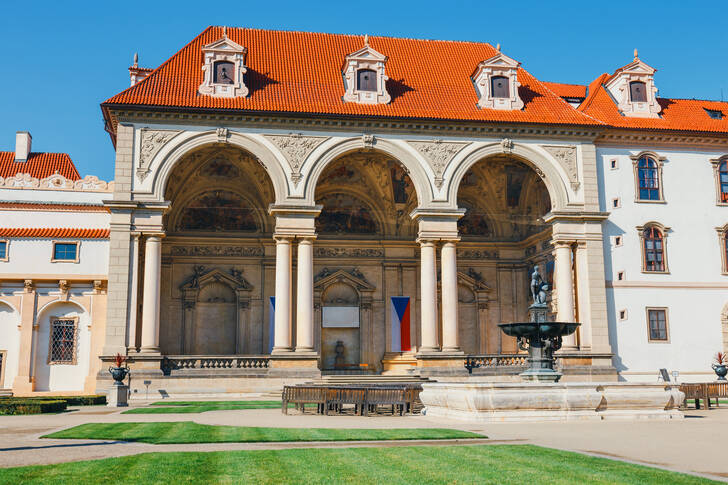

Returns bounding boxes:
[1,26,727,395]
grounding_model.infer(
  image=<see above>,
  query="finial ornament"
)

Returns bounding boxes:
[223,26,227,38]
[133,52,138,66]
[364,34,369,46]
[634,48,638,60]
[496,43,501,52]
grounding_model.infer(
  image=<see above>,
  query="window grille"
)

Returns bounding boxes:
[50,318,76,364]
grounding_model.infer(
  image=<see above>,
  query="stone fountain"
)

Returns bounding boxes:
[419,267,685,422]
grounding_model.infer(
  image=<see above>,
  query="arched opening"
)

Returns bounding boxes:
[321,282,361,370]
[456,156,553,354]
[0,301,20,389]
[313,150,417,372]
[33,301,89,392]
[159,144,275,356]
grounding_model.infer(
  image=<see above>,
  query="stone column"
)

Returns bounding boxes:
[140,234,162,353]
[419,240,439,352]
[440,241,460,352]
[554,240,576,347]
[574,241,593,350]
[127,232,141,352]
[12,280,36,393]
[296,237,315,352]
[272,236,292,353]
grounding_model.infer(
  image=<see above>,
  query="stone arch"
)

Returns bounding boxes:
[446,142,572,211]
[302,137,433,207]
[34,300,90,392]
[148,131,289,203]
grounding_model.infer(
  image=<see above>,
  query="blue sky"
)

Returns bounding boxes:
[0,1,726,180]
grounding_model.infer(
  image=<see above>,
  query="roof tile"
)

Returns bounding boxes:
[0,152,80,180]
[0,228,109,239]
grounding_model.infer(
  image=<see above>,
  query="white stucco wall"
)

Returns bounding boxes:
[0,301,20,389]
[598,146,728,382]
[0,239,109,276]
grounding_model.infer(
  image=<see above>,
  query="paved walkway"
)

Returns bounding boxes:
[0,403,726,482]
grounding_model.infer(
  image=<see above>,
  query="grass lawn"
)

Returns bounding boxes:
[43,422,483,444]
[0,445,714,485]
[123,400,290,414]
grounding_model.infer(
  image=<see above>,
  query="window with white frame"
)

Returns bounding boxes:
[342,39,391,105]
[711,156,728,205]
[49,316,78,364]
[638,223,669,273]
[471,48,524,111]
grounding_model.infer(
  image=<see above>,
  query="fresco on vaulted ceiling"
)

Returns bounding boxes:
[178,190,258,232]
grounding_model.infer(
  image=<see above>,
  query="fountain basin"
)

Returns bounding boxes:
[499,322,579,339]
[420,381,684,422]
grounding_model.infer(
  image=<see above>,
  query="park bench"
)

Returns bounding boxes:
[282,383,422,416]
[679,382,728,409]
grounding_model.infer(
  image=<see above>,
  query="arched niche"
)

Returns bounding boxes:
[179,268,253,355]
[0,301,20,389]
[314,269,375,372]
[33,300,89,392]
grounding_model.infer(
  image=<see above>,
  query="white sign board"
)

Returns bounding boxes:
[322,306,360,328]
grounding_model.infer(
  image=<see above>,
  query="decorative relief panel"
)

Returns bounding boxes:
[457,249,499,260]
[409,140,467,189]
[314,247,384,258]
[171,246,264,257]
[0,173,113,192]
[543,145,579,190]
[265,133,328,186]
[138,129,181,181]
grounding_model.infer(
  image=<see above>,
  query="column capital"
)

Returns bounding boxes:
[416,238,438,246]
[143,232,165,239]
[551,239,575,249]
[297,235,317,243]
[273,234,293,243]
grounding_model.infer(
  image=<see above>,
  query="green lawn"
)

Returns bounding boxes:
[0,445,714,485]
[43,422,483,444]
[123,400,289,414]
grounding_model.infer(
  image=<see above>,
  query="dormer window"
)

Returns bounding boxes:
[198,27,249,98]
[342,36,391,105]
[629,81,647,102]
[471,47,524,111]
[491,76,510,98]
[605,50,661,118]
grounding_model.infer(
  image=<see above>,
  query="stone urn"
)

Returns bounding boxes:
[109,366,129,385]
[713,363,728,381]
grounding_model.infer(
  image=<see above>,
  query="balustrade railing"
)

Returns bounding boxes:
[163,355,270,372]
[467,354,528,368]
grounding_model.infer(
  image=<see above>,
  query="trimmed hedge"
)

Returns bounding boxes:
[0,399,67,415]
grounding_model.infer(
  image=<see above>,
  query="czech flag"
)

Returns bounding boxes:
[390,296,411,352]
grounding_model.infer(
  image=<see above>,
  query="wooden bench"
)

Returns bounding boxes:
[282,383,422,416]
[679,382,728,409]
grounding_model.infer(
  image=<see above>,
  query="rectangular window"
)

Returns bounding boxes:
[705,109,724,120]
[49,318,77,364]
[0,241,6,260]
[610,159,618,170]
[53,242,78,262]
[647,308,668,342]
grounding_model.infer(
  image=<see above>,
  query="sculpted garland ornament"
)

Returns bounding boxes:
[138,129,181,181]
[409,140,467,189]
[265,133,328,186]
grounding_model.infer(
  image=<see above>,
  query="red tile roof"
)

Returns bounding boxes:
[0,202,107,212]
[580,74,728,134]
[103,27,601,127]
[0,228,109,239]
[0,152,80,180]
[542,82,587,99]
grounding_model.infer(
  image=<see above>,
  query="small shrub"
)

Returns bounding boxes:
[0,399,67,415]
[0,395,106,408]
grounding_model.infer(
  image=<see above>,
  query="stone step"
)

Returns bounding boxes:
[311,375,432,385]
[0,389,12,397]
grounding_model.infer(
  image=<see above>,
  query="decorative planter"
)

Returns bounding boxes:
[713,364,728,381]
[109,366,129,385]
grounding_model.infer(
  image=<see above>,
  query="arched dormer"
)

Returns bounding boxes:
[604,50,660,118]
[471,47,524,111]
[342,37,391,105]
[198,28,249,98]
